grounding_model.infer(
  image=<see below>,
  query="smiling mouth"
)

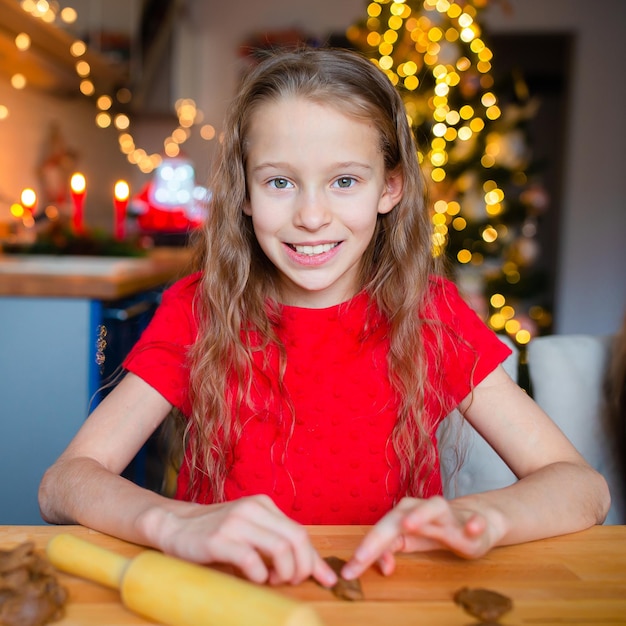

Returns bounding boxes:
[288,242,340,256]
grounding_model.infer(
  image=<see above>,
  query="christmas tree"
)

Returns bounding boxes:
[346,0,552,345]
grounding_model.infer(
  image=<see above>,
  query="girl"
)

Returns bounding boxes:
[39,48,609,588]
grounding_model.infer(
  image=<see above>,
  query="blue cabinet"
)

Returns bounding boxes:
[0,291,160,524]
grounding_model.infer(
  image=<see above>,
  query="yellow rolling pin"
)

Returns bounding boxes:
[47,534,325,626]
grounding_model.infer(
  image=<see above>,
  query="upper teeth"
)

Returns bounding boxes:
[293,243,337,255]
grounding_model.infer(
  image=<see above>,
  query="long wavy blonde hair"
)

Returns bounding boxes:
[184,47,444,502]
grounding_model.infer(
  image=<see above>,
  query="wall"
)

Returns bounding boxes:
[1,0,624,334]
[0,83,133,232]
[482,0,626,336]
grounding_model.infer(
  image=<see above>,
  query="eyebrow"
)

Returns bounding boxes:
[250,161,374,173]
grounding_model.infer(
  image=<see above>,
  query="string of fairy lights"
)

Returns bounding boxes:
[5,0,217,175]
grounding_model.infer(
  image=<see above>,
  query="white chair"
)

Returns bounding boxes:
[438,334,624,525]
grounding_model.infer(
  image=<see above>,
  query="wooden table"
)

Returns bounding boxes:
[1,525,625,626]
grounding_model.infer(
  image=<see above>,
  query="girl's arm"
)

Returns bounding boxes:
[342,364,611,579]
[38,372,337,587]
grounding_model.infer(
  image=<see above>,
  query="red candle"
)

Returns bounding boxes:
[70,173,86,234]
[113,180,130,241]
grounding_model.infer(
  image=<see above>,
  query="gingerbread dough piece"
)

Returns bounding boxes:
[0,542,67,626]
[454,586,513,622]
[321,556,364,601]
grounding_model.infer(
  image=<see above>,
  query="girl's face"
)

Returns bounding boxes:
[244,97,403,308]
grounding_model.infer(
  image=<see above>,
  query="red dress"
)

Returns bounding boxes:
[124,273,511,524]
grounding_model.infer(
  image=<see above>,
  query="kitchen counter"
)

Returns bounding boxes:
[0,247,194,299]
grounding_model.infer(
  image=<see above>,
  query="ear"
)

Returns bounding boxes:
[242,199,252,216]
[378,168,404,215]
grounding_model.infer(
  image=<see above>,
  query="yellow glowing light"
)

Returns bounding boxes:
[114,180,130,202]
[460,27,475,42]
[432,213,447,226]
[458,126,472,141]
[200,124,216,140]
[489,313,505,330]
[70,40,86,57]
[96,112,111,128]
[430,152,448,167]
[481,154,496,168]
[165,142,180,157]
[505,319,520,334]
[97,95,112,110]
[516,329,532,345]
[501,305,515,320]
[469,118,485,132]
[11,74,27,89]
[434,200,448,214]
[379,55,393,70]
[70,172,86,194]
[485,189,504,204]
[404,75,419,90]
[367,32,381,46]
[458,13,474,27]
[367,2,382,17]
[60,7,77,23]
[445,27,459,42]
[482,226,498,243]
[457,249,472,264]
[490,293,506,308]
[20,188,36,208]
[384,29,399,44]
[0,105,9,120]
[431,167,446,182]
[452,217,466,230]
[447,201,461,215]
[15,33,31,51]
[80,80,95,96]
[114,114,130,130]
[388,15,403,30]
[470,38,485,53]
[10,203,24,218]
[75,61,90,77]
[456,56,471,71]
[433,122,447,137]
[486,105,501,120]
[447,3,462,18]
[444,127,457,141]
[482,92,497,107]
[486,203,502,216]
[459,105,474,119]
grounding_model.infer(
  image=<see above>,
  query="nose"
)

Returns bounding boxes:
[294,189,332,231]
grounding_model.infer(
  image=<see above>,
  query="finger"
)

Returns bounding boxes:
[311,553,339,588]
[205,537,271,583]
[376,550,396,576]
[341,510,408,579]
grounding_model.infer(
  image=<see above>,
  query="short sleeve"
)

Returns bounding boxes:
[423,276,512,415]
[123,272,201,415]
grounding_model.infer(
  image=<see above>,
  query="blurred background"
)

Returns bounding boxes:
[1,0,625,336]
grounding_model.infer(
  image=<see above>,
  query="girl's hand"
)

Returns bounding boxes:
[341,496,501,580]
[143,494,338,588]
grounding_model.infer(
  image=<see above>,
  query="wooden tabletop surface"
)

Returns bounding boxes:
[1,524,625,626]
[0,248,194,299]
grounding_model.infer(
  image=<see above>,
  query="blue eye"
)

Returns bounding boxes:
[269,178,292,189]
[334,177,355,189]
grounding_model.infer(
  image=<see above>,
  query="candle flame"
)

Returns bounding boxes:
[70,172,86,194]
[114,180,130,201]
[20,188,37,208]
